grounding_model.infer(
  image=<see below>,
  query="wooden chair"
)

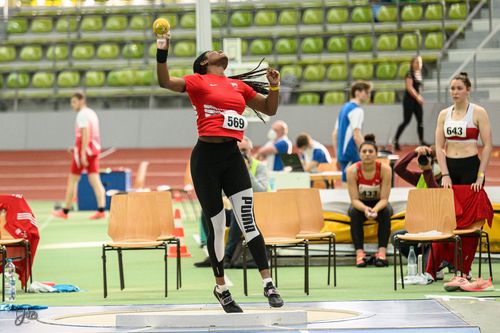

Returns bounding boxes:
[243,192,309,295]
[280,188,336,286]
[393,188,462,290]
[453,222,493,281]
[102,192,169,298]
[315,161,339,188]
[155,191,182,289]
[1,209,33,302]
[133,161,149,189]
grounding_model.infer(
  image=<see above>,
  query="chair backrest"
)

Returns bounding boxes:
[279,188,324,234]
[253,192,301,238]
[155,191,175,238]
[133,161,149,189]
[317,162,338,172]
[108,192,161,242]
[405,188,456,234]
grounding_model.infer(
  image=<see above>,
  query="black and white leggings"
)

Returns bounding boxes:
[190,139,269,277]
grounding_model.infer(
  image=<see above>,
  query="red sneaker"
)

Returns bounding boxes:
[460,277,494,292]
[443,276,470,292]
[52,210,68,220]
[89,211,106,220]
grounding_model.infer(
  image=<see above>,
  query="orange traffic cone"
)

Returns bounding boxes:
[168,208,192,258]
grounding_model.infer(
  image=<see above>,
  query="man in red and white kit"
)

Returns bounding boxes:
[53,91,106,220]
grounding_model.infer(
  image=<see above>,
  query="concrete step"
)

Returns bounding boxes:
[447,47,500,62]
[472,18,500,31]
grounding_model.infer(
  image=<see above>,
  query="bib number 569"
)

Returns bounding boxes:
[222,112,247,131]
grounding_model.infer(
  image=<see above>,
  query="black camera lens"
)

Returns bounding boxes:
[417,154,431,166]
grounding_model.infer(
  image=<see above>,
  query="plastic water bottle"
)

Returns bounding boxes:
[4,259,16,302]
[407,246,417,277]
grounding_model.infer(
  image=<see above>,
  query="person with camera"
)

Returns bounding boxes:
[394,146,440,189]
[346,134,393,268]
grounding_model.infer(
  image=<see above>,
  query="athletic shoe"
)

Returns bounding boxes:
[264,282,284,308]
[374,253,389,267]
[194,257,212,268]
[460,277,494,292]
[443,276,470,292]
[213,287,243,313]
[52,210,68,220]
[89,211,106,220]
[435,270,444,280]
[356,251,369,268]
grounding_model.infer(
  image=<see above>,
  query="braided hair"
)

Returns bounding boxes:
[193,53,270,123]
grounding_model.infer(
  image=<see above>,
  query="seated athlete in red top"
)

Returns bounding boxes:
[156,33,282,312]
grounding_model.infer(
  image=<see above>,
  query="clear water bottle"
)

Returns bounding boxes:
[407,246,417,277]
[4,259,16,302]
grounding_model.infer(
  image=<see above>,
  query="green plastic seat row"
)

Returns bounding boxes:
[296,90,396,105]
[5,71,79,88]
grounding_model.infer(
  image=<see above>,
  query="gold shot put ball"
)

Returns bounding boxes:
[153,18,170,36]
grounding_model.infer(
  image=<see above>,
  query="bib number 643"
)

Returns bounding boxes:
[222,111,247,131]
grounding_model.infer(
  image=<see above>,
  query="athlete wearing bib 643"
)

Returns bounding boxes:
[156,34,283,313]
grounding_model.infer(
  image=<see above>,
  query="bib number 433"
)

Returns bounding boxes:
[222,111,247,131]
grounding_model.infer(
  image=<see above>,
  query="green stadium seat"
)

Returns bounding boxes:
[32,72,55,88]
[136,69,154,86]
[323,91,346,105]
[72,44,95,60]
[212,12,227,28]
[130,15,151,30]
[19,45,43,61]
[424,4,444,20]
[425,32,443,49]
[327,36,347,53]
[169,68,185,77]
[351,63,374,80]
[448,3,467,19]
[301,37,324,54]
[400,33,419,50]
[0,46,16,62]
[180,13,196,29]
[105,15,128,31]
[280,65,302,80]
[57,71,80,87]
[96,43,120,59]
[326,63,348,81]
[297,93,320,105]
[31,18,53,33]
[302,8,323,25]
[275,38,297,55]
[374,91,396,104]
[377,5,397,22]
[255,10,277,26]
[55,17,77,32]
[326,7,349,24]
[84,71,105,87]
[230,11,252,27]
[7,18,29,34]
[46,44,68,61]
[278,9,299,25]
[249,39,272,55]
[376,62,398,80]
[241,40,248,55]
[159,14,177,29]
[398,62,411,79]
[107,69,136,86]
[376,34,398,51]
[303,64,326,82]
[351,7,372,23]
[352,35,373,52]
[213,40,222,51]
[148,42,156,58]
[173,41,196,57]
[122,43,145,59]
[401,4,423,21]
[0,77,2,89]
[7,73,30,89]
[81,15,103,32]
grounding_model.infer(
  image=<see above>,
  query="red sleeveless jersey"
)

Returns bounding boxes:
[355,161,382,201]
[183,73,257,140]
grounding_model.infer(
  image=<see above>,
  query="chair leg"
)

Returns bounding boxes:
[243,241,248,296]
[305,241,309,295]
[176,239,182,289]
[393,238,397,291]
[327,237,331,286]
[478,232,483,278]
[273,246,278,288]
[333,236,337,287]
[484,231,493,281]
[2,247,6,302]
[399,239,405,289]
[102,245,108,298]
[164,244,168,298]
[24,242,29,292]
[118,248,125,290]
[28,243,33,286]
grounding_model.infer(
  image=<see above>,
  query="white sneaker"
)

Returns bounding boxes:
[435,270,444,280]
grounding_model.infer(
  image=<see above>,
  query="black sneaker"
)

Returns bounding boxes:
[213,287,243,313]
[194,257,212,268]
[263,282,284,308]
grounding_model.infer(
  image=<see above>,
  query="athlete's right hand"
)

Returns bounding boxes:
[441,175,452,188]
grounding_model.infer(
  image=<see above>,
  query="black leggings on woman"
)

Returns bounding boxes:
[446,155,480,185]
[348,200,393,250]
[190,139,269,277]
[394,99,424,144]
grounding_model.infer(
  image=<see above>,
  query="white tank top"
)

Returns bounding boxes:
[443,103,479,143]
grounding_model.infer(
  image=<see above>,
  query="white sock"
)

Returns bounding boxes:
[216,284,228,293]
[263,277,273,287]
